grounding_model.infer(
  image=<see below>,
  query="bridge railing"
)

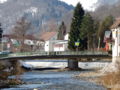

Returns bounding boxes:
[54,51,108,55]
[0,51,109,58]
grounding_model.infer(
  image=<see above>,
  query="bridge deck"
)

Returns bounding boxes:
[0,51,112,60]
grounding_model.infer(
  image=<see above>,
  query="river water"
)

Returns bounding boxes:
[2,60,108,90]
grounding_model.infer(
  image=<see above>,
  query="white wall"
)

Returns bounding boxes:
[54,42,68,51]
[45,41,49,51]
[44,33,58,52]
[54,44,64,51]
[44,40,68,52]
[44,41,54,52]
[112,28,120,57]
[64,33,69,40]
[54,46,64,51]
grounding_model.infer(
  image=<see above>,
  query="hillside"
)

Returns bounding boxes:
[1,0,120,35]
[91,0,120,20]
[0,0,73,34]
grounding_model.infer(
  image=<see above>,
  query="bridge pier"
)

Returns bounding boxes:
[68,59,79,70]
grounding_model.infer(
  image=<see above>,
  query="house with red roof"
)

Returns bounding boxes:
[40,32,68,51]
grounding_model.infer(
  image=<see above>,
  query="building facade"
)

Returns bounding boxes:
[111,18,120,57]
[40,32,69,52]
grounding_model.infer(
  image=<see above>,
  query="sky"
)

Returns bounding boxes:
[0,0,97,11]
[0,0,98,11]
[0,0,7,3]
[59,0,99,11]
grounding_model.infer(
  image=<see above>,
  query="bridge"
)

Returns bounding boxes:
[0,51,111,60]
[0,51,112,69]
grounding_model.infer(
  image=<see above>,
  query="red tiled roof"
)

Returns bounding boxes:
[40,32,57,41]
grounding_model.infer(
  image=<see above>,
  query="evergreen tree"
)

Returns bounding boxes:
[80,13,95,50]
[97,15,114,47]
[68,3,84,51]
[57,21,66,40]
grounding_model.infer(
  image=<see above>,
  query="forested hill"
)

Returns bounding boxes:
[91,0,120,20]
[0,0,73,34]
[1,0,120,34]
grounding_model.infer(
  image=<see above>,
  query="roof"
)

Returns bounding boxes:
[40,32,57,41]
[111,18,120,29]
[25,35,38,40]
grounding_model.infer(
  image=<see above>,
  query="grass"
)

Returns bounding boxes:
[100,72,120,90]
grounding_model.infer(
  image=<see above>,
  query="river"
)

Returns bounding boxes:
[1,60,108,90]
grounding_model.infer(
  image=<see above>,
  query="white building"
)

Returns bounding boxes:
[54,40,68,51]
[111,18,120,57]
[40,32,58,51]
[40,32,69,52]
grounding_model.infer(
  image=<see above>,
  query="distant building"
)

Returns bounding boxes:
[2,34,43,52]
[40,32,57,51]
[40,32,68,52]
[104,30,112,51]
[54,40,68,51]
[40,32,58,41]
[111,18,120,57]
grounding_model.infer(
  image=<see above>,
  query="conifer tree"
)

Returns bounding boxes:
[80,13,95,50]
[57,21,66,40]
[68,3,84,51]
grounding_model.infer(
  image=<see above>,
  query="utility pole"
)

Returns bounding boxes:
[0,23,3,51]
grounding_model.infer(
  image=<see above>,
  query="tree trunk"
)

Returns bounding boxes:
[87,38,90,50]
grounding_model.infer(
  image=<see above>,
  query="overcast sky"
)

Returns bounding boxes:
[0,0,99,11]
[59,0,98,11]
[0,0,7,3]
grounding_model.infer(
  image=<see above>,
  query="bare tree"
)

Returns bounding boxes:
[11,17,31,52]
[41,19,58,33]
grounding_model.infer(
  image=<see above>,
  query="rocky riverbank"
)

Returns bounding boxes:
[0,79,23,88]
[75,70,120,90]
[0,60,25,88]
[75,70,101,83]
